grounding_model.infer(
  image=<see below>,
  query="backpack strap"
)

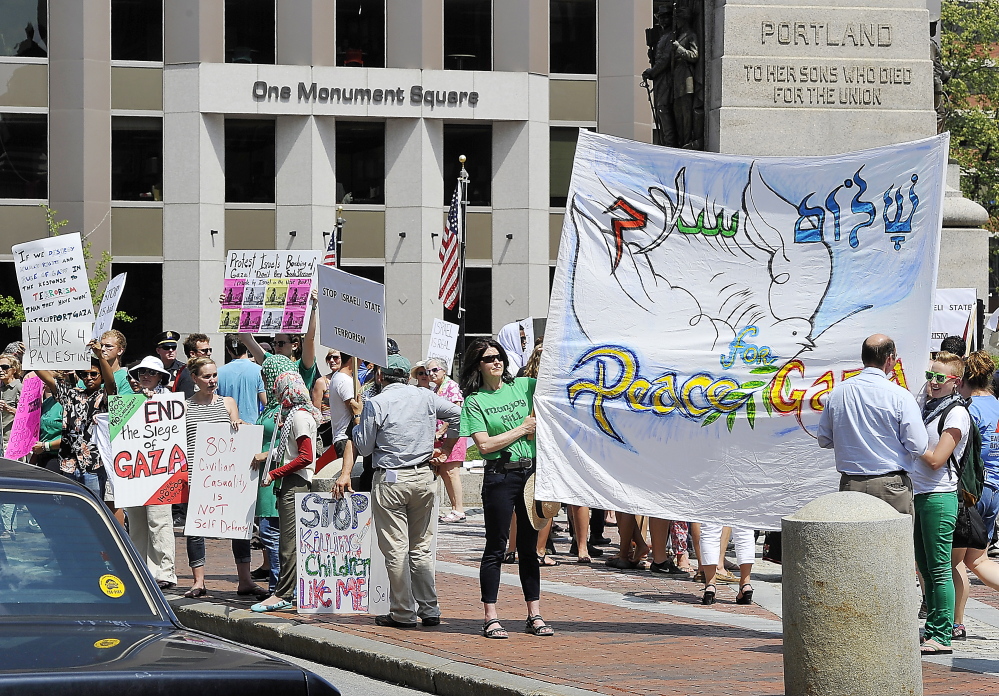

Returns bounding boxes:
[936,401,966,480]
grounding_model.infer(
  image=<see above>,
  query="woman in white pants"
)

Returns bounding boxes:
[699,523,755,605]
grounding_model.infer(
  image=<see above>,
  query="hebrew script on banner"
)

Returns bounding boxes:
[535,131,949,529]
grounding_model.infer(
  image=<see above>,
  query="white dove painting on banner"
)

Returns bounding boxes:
[534,131,949,529]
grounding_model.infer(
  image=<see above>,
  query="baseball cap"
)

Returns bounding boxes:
[382,353,411,377]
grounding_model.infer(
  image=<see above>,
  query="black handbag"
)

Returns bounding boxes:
[954,502,989,550]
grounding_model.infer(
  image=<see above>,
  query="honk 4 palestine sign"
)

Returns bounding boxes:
[535,131,948,529]
[13,232,94,322]
[219,250,321,334]
[106,394,189,507]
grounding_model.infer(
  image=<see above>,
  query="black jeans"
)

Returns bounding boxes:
[479,466,540,604]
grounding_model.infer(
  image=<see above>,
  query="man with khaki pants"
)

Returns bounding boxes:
[352,354,460,628]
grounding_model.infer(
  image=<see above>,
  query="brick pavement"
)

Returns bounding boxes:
[171,513,999,695]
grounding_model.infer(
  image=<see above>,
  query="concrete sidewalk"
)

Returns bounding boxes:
[167,512,999,695]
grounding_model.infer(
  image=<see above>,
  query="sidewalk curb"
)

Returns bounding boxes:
[169,597,602,696]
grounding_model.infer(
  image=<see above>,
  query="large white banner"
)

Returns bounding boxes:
[12,232,94,322]
[931,288,976,352]
[535,131,949,528]
[184,423,263,540]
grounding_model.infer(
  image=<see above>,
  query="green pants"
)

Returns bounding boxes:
[274,474,311,601]
[914,491,958,645]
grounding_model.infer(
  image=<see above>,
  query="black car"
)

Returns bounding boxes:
[0,459,339,695]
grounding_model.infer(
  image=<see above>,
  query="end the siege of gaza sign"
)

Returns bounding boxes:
[105,393,189,507]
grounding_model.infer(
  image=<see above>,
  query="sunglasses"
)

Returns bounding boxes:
[194,347,212,356]
[428,367,443,374]
[274,340,292,347]
[414,371,427,377]
[136,368,160,377]
[77,370,100,379]
[925,370,958,384]
[159,344,177,350]
[0,365,10,371]
[479,354,503,364]
[327,355,342,361]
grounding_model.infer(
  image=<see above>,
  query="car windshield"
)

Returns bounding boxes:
[0,489,160,621]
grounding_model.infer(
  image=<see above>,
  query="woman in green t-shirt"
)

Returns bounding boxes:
[459,338,552,639]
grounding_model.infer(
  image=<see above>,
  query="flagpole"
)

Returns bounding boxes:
[334,205,345,269]
[457,155,469,369]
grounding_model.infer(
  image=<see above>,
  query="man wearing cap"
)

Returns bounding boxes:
[155,331,195,398]
[352,354,461,629]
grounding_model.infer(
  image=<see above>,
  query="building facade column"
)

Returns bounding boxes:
[494,0,549,74]
[384,119,444,361]
[162,1,226,334]
[275,116,336,254]
[48,0,111,267]
[277,0,336,66]
[597,0,654,142]
[386,0,443,69]
[491,75,551,332]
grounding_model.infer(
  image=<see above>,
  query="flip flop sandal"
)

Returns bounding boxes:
[537,554,561,567]
[482,618,509,639]
[920,639,953,655]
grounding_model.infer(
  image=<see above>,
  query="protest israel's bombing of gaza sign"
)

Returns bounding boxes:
[535,131,948,529]
[219,250,320,334]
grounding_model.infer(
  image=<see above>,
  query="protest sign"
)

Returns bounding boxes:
[106,393,188,507]
[22,322,92,370]
[296,491,375,614]
[4,374,43,459]
[535,131,948,529]
[219,250,320,333]
[92,273,127,340]
[426,318,459,369]
[931,288,976,352]
[184,423,263,540]
[317,265,388,367]
[12,232,94,323]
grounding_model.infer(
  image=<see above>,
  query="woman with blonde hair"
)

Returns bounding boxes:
[0,353,22,451]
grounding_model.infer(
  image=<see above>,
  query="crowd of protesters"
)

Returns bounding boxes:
[3,306,998,650]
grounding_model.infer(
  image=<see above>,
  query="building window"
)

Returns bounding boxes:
[444,0,491,71]
[336,122,384,205]
[550,127,593,207]
[112,0,162,61]
[444,267,491,335]
[0,0,46,57]
[336,0,384,68]
[443,125,491,206]
[225,119,275,203]
[550,0,596,74]
[112,117,162,201]
[112,262,162,364]
[0,114,46,198]
[225,0,275,64]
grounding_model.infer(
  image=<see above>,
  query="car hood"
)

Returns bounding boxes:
[0,623,320,695]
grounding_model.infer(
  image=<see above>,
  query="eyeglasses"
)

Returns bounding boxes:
[428,367,443,374]
[77,370,100,379]
[136,368,159,377]
[925,370,958,384]
[479,354,503,364]
[194,347,212,356]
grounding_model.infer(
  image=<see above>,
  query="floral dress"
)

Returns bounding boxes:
[55,381,106,475]
[435,377,467,462]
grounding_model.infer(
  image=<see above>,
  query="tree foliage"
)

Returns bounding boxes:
[940,0,999,232]
[0,205,134,328]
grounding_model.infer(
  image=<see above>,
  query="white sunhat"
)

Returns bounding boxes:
[129,355,171,384]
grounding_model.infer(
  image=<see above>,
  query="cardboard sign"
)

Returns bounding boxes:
[931,288,976,352]
[296,491,375,613]
[4,374,43,459]
[12,232,94,322]
[426,318,459,371]
[317,265,388,368]
[219,250,320,333]
[22,322,92,370]
[106,393,189,507]
[184,423,263,540]
[92,273,127,340]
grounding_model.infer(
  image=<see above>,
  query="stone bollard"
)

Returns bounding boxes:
[782,491,922,696]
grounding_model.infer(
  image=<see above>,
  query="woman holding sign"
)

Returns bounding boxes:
[0,353,23,452]
[459,338,553,638]
[182,356,266,600]
[251,371,320,613]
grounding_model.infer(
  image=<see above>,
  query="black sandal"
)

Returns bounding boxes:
[525,615,554,636]
[701,584,716,605]
[503,551,516,564]
[736,584,754,605]
[538,553,560,567]
[482,618,509,639]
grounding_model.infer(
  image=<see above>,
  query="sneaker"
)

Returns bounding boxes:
[953,623,967,640]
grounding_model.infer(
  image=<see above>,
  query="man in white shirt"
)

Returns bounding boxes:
[817,334,928,515]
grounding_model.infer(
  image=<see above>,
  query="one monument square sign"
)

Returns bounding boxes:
[707,0,936,156]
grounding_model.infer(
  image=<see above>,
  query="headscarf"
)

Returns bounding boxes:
[261,354,297,397]
[274,371,321,463]
[496,321,526,373]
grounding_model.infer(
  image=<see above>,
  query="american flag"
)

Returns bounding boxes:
[439,182,462,310]
[322,229,337,267]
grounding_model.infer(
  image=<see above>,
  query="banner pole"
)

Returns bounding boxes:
[457,155,470,371]
[335,205,345,269]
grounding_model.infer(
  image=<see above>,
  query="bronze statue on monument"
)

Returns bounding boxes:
[643,0,704,150]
